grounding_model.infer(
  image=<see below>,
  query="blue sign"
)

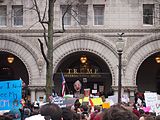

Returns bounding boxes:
[0,80,22,110]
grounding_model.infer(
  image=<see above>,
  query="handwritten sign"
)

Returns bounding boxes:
[0,80,22,110]
[144,92,157,112]
[50,96,77,108]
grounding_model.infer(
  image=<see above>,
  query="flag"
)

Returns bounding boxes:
[61,72,66,97]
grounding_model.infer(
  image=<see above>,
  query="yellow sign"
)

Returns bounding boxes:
[91,98,103,106]
[79,97,103,106]
[102,102,110,109]
[83,97,89,102]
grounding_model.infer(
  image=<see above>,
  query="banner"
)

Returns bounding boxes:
[0,80,22,110]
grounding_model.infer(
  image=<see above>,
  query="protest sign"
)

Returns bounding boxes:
[91,97,103,106]
[50,96,77,108]
[155,100,160,116]
[144,92,158,112]
[108,95,118,104]
[102,102,110,109]
[0,80,22,110]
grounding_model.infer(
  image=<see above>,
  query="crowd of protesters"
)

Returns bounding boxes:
[1,92,160,120]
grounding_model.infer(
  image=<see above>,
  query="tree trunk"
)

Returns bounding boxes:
[46,0,54,102]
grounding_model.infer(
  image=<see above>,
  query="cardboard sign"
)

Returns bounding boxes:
[0,80,22,110]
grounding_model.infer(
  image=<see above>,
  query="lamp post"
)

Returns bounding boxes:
[116,33,124,103]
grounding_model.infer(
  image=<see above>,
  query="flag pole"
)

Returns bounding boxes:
[60,70,70,96]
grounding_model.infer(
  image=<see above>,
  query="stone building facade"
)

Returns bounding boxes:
[0,0,160,102]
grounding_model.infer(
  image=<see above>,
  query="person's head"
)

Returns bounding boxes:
[73,113,80,120]
[139,109,145,116]
[81,104,88,112]
[62,107,74,120]
[145,115,155,120]
[32,106,40,115]
[74,99,81,108]
[94,106,101,112]
[102,104,139,120]
[8,108,21,120]
[24,108,31,116]
[156,115,160,120]
[40,103,62,120]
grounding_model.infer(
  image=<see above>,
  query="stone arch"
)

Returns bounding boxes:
[52,34,118,86]
[0,35,42,85]
[125,33,160,86]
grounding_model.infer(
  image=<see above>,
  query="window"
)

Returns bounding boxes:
[94,5,104,25]
[61,5,71,25]
[143,4,154,25]
[0,5,7,26]
[78,5,88,25]
[12,5,23,26]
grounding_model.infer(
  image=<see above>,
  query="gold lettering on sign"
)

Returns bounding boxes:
[87,69,92,73]
[68,69,72,74]
[95,69,98,73]
[67,69,98,74]
[73,69,78,74]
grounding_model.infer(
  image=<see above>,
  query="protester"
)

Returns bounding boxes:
[23,107,31,119]
[73,112,81,120]
[30,103,40,116]
[145,115,155,120]
[71,99,81,113]
[156,115,160,120]
[93,110,105,120]
[2,112,14,120]
[90,106,101,120]
[8,108,21,120]
[139,115,155,120]
[102,104,139,120]
[62,107,74,120]
[40,103,62,120]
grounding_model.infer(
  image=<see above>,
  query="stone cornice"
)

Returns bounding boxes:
[0,28,160,34]
[112,86,137,91]
[28,86,46,91]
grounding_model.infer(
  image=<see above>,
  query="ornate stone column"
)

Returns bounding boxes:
[29,88,36,103]
[29,86,46,103]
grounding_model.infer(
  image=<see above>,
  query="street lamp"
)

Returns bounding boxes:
[116,33,125,103]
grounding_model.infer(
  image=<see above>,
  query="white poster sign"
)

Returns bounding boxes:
[144,92,158,112]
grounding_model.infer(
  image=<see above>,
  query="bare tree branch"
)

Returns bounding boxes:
[42,0,48,22]
[41,23,48,47]
[33,0,42,22]
[33,0,48,47]
[38,38,49,66]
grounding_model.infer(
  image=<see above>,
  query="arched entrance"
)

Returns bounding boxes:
[124,34,160,96]
[0,51,30,97]
[136,52,160,93]
[53,51,112,97]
